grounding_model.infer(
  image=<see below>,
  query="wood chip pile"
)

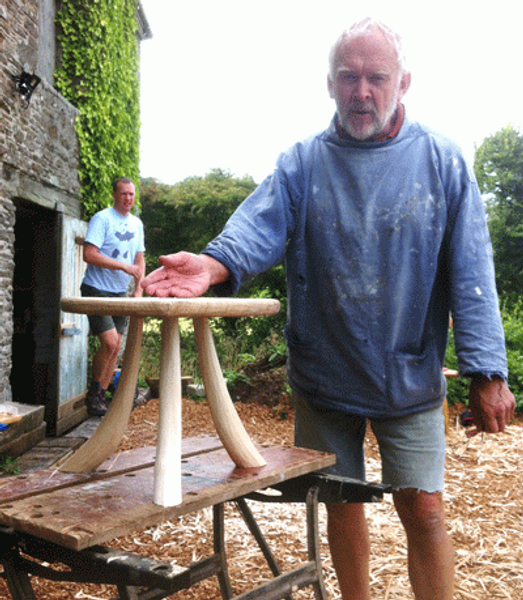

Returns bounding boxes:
[1,398,522,600]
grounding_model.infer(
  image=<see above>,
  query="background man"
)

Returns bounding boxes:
[141,19,514,600]
[81,177,145,416]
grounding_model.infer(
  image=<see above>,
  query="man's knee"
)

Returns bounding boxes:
[99,330,121,355]
[393,489,446,538]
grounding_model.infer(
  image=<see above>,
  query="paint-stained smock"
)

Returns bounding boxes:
[204,115,508,418]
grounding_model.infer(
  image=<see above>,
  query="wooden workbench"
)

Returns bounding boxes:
[0,436,390,600]
[0,437,334,551]
[0,437,349,600]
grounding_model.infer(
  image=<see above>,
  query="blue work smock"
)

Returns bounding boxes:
[204,115,507,418]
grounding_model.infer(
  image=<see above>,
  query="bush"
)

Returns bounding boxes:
[501,298,523,411]
[445,297,523,412]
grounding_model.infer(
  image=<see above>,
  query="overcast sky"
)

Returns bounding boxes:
[139,0,523,185]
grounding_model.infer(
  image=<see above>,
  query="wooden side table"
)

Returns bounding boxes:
[60,297,280,506]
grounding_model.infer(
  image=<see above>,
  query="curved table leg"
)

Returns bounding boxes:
[154,317,182,506]
[193,317,266,469]
[58,316,144,473]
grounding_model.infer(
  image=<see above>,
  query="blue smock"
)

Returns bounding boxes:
[204,115,507,418]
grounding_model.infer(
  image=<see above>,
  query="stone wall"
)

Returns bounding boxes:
[0,0,81,404]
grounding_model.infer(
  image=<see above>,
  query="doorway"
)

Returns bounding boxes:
[11,200,59,420]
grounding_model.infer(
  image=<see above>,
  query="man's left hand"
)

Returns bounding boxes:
[468,377,515,433]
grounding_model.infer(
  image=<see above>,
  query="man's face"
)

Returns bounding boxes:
[328,29,410,140]
[113,182,136,216]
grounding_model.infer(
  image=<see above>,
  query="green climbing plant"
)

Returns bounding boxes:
[54,0,141,217]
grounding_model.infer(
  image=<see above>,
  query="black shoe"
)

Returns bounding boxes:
[87,395,108,417]
[86,382,108,417]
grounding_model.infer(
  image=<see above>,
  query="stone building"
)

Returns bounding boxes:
[0,0,150,455]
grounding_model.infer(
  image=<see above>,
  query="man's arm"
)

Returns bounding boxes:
[142,252,229,298]
[132,252,146,297]
[83,242,143,281]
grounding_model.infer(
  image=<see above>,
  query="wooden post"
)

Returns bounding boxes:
[193,317,266,468]
[154,317,182,506]
[58,316,144,473]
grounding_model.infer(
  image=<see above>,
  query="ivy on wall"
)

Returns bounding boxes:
[55,0,141,218]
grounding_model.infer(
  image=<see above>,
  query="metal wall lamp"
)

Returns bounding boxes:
[14,71,41,108]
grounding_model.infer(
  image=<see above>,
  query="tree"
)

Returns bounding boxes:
[140,169,257,270]
[140,170,287,340]
[474,125,523,297]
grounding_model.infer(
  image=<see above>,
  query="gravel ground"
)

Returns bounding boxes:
[1,386,522,600]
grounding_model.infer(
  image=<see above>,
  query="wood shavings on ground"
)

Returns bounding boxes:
[2,398,522,600]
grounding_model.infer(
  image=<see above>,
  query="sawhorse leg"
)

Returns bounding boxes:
[214,486,327,600]
[2,548,37,600]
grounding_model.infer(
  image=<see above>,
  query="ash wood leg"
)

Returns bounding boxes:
[153,317,182,506]
[58,316,144,473]
[193,317,266,468]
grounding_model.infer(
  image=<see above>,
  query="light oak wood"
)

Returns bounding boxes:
[153,317,182,506]
[59,296,280,504]
[193,317,266,468]
[57,316,144,472]
[61,296,280,318]
[0,414,23,425]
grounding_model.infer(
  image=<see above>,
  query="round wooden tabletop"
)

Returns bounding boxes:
[61,296,281,318]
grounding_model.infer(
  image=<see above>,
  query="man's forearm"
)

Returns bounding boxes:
[84,244,130,274]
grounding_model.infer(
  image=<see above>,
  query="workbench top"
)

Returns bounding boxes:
[0,436,335,551]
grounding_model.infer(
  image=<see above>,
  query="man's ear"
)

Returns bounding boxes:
[398,71,411,101]
[327,74,335,99]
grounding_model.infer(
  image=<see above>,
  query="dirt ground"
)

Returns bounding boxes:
[1,368,523,599]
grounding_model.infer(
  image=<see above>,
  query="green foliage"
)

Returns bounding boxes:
[444,297,523,412]
[474,125,523,296]
[443,329,470,406]
[55,0,141,218]
[0,456,20,476]
[140,169,288,344]
[500,297,523,412]
[140,169,257,270]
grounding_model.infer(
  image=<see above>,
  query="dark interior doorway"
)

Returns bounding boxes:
[11,199,59,418]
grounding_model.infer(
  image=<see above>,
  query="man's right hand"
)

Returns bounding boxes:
[125,263,143,283]
[141,252,215,298]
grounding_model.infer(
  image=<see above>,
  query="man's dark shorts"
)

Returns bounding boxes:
[80,283,128,335]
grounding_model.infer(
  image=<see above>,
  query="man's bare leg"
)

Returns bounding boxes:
[393,489,454,600]
[87,329,122,415]
[92,328,122,390]
[327,502,371,600]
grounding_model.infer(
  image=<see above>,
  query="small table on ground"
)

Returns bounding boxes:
[59,297,281,506]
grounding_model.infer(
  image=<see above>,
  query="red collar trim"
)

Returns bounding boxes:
[335,103,405,142]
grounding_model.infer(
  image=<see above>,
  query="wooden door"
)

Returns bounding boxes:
[55,214,88,435]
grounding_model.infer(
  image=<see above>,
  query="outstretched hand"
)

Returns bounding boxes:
[468,377,515,434]
[141,252,211,298]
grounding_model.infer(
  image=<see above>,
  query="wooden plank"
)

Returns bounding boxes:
[0,436,223,505]
[0,445,334,550]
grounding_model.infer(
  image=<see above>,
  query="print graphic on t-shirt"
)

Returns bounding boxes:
[116,230,136,242]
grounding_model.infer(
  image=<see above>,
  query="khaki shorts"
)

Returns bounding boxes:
[80,283,128,335]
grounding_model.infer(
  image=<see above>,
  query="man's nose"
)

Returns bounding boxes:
[353,77,371,99]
